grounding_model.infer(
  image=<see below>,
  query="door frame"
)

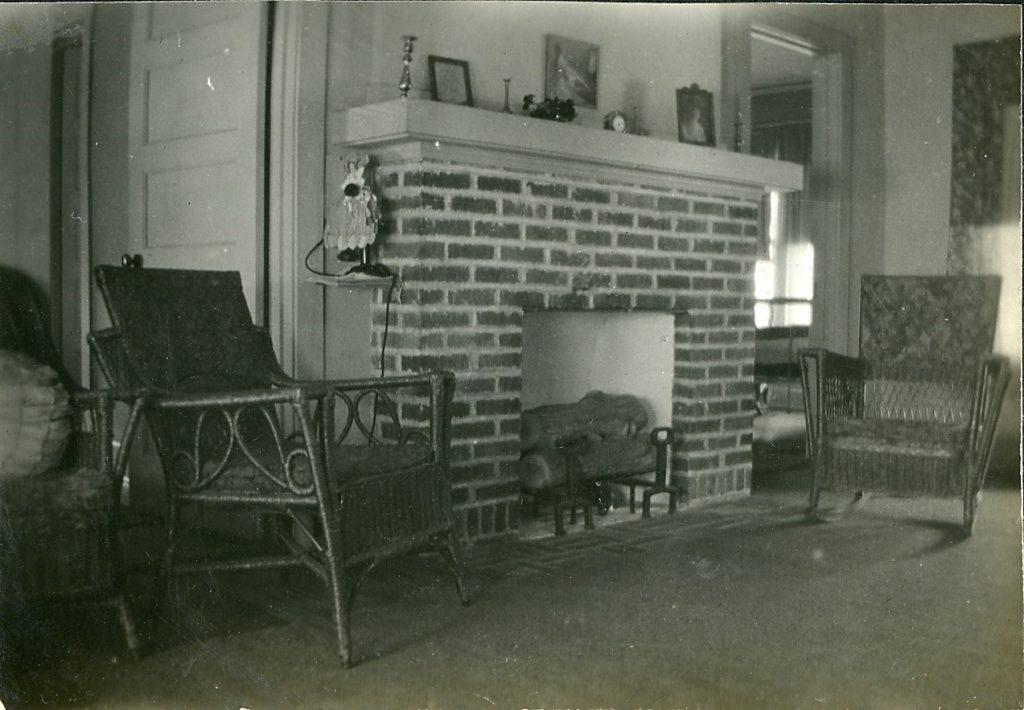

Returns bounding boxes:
[266,2,328,379]
[722,8,856,354]
[49,15,94,386]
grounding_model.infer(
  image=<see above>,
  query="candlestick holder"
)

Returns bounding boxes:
[502,78,512,113]
[733,108,744,152]
[398,35,417,99]
[632,105,648,136]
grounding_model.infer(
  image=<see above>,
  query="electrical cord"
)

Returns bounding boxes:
[370,273,398,439]
[380,274,396,379]
[303,237,334,277]
[305,237,398,436]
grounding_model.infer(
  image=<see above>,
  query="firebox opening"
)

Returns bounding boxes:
[518,311,676,537]
[521,311,674,423]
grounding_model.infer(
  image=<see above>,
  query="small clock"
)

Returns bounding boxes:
[603,110,628,133]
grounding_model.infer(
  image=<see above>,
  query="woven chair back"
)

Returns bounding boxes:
[859,275,1001,372]
[95,266,278,392]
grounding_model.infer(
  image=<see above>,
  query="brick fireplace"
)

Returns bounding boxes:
[329,100,803,541]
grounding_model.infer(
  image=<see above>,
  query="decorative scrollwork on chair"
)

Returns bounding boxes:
[89,265,468,667]
[801,275,1010,537]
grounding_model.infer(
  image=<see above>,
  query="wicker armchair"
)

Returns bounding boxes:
[0,267,139,658]
[800,275,1010,536]
[89,265,468,667]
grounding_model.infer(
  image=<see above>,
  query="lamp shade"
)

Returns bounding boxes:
[324,155,380,251]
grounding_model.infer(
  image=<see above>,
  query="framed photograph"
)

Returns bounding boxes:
[676,84,716,147]
[428,56,473,107]
[544,35,599,109]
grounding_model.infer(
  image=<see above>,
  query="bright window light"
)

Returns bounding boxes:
[754,259,776,300]
[767,191,781,260]
[787,242,814,300]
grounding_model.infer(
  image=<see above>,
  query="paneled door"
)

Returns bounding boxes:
[128,3,267,320]
[122,4,268,524]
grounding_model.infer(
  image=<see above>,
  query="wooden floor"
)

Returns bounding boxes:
[2,463,1021,709]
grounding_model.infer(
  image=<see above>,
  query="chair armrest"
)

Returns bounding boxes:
[112,384,326,496]
[117,372,457,497]
[967,354,1011,491]
[147,386,309,410]
[278,371,455,460]
[799,348,867,456]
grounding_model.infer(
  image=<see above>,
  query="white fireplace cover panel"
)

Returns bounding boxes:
[521,311,674,428]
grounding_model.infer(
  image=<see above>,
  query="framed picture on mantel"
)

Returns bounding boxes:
[676,83,716,147]
[545,34,599,109]
[428,55,474,107]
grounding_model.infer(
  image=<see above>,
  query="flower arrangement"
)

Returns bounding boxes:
[522,94,577,122]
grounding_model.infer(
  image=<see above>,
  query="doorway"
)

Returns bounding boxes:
[722,10,854,354]
[749,29,814,331]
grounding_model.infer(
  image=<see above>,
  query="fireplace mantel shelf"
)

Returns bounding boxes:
[329,99,803,196]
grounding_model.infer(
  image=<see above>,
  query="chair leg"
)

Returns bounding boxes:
[324,548,351,667]
[553,502,566,536]
[270,514,292,584]
[963,491,978,537]
[151,500,180,623]
[582,501,594,530]
[438,535,471,606]
[806,482,821,515]
[629,484,637,514]
[114,593,141,661]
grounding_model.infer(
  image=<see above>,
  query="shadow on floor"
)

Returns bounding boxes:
[2,460,1021,709]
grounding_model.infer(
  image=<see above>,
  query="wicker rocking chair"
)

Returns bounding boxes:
[0,267,139,660]
[800,275,1010,536]
[89,265,468,666]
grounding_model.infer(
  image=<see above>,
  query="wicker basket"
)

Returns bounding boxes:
[0,350,71,479]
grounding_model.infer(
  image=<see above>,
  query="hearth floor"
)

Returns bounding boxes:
[516,483,677,541]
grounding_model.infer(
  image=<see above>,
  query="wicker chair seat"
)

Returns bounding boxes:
[196,441,433,495]
[825,418,967,457]
[333,442,433,479]
[819,446,965,498]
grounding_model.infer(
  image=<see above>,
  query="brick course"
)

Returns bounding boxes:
[372,161,760,542]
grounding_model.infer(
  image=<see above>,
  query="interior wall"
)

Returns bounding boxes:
[521,312,675,428]
[327,2,723,143]
[88,3,133,333]
[881,4,1021,275]
[0,3,93,297]
[946,34,1022,481]
[0,43,53,291]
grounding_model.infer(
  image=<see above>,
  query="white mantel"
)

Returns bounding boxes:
[328,99,803,199]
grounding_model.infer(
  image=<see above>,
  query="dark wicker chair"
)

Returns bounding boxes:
[800,275,1010,536]
[0,267,139,658]
[89,265,468,667]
